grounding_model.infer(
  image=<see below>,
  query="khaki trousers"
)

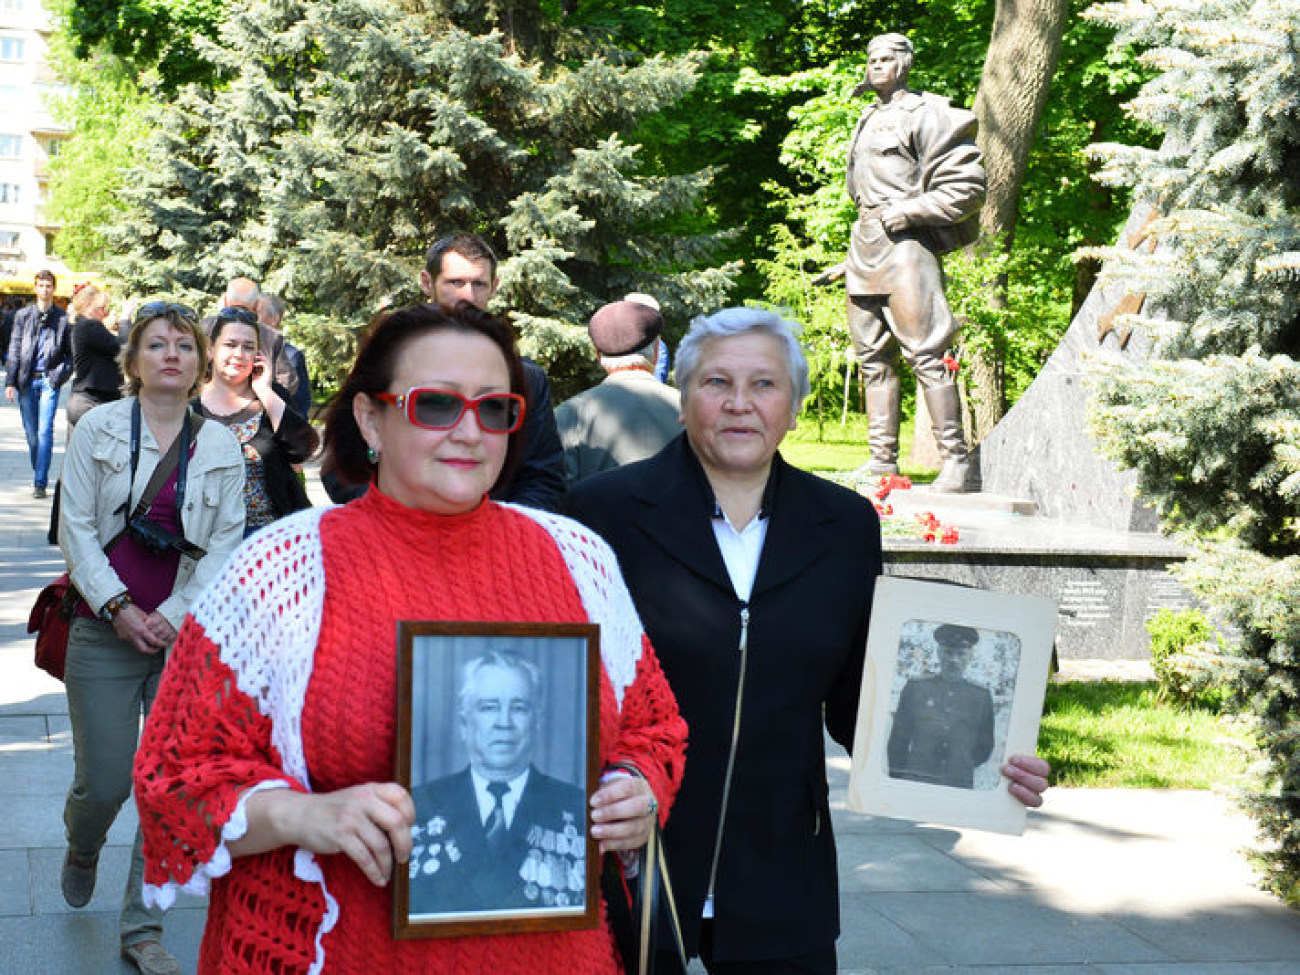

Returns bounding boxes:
[63,616,168,947]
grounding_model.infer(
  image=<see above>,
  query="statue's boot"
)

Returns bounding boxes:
[924,383,974,493]
[853,381,901,476]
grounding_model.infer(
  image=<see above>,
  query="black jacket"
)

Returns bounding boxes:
[408,765,586,914]
[492,358,565,512]
[71,314,125,397]
[195,382,317,519]
[6,302,71,390]
[567,434,883,961]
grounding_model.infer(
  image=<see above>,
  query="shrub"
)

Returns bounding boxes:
[1145,608,1235,713]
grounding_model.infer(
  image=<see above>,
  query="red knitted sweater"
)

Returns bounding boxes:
[134,489,687,973]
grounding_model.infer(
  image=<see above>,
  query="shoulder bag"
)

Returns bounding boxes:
[29,404,201,680]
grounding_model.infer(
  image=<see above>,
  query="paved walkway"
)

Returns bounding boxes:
[1,392,1298,973]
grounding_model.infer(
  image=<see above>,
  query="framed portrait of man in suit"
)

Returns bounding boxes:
[847,577,1057,835]
[393,621,601,938]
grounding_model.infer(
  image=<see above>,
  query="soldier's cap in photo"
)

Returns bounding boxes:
[933,623,979,649]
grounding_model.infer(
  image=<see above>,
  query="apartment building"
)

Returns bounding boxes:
[0,0,73,294]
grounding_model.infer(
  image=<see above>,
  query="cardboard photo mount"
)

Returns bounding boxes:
[848,577,1058,835]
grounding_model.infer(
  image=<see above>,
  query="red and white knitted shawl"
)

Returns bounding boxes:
[141,502,654,972]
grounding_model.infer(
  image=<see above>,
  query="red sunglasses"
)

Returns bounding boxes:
[372,387,526,434]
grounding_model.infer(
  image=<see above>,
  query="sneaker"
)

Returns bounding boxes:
[32,486,47,499]
[60,849,97,907]
[121,941,181,975]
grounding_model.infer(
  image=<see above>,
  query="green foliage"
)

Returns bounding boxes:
[756,220,873,437]
[943,239,1069,408]
[57,0,230,88]
[1037,680,1253,789]
[1145,608,1235,712]
[43,51,154,268]
[100,0,737,397]
[1083,0,1300,903]
[281,312,362,409]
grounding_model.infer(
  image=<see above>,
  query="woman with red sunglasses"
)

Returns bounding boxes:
[134,302,686,974]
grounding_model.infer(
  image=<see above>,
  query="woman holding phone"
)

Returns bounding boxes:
[195,305,318,534]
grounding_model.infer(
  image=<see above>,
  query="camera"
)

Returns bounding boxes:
[127,517,207,560]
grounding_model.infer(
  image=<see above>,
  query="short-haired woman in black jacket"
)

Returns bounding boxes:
[66,284,124,428]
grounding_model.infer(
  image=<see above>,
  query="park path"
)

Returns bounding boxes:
[0,392,1296,973]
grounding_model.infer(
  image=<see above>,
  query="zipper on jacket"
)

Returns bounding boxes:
[703,605,750,917]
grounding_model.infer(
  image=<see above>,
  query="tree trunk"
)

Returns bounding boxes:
[962,0,1069,440]
[972,0,1070,242]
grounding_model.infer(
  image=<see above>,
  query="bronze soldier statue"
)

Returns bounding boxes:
[816,33,985,492]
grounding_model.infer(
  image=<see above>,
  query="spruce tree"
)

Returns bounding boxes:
[1083,0,1300,901]
[104,0,737,394]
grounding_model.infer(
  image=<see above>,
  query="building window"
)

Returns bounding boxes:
[0,229,19,251]
[43,231,57,257]
[0,184,19,204]
[0,36,25,61]
[0,134,20,157]
[0,0,25,13]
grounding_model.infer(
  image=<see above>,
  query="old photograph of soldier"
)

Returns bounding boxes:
[848,578,1057,835]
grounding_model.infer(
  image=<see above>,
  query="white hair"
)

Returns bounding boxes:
[675,307,810,413]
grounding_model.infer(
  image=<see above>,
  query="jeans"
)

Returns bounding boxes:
[17,376,61,488]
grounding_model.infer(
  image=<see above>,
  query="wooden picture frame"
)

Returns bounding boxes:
[847,577,1057,835]
[393,620,601,938]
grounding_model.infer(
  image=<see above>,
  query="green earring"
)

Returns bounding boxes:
[367,446,379,465]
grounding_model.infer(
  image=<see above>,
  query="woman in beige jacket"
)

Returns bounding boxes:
[57,301,245,975]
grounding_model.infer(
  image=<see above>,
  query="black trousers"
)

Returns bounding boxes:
[654,921,837,975]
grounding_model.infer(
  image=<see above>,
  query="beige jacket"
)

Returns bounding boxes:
[59,396,246,630]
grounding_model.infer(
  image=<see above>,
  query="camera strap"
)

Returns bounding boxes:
[108,400,205,551]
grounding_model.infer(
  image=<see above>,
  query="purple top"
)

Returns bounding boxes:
[75,465,183,619]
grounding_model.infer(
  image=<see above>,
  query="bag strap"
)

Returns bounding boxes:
[655,825,688,967]
[107,402,203,551]
[636,821,688,975]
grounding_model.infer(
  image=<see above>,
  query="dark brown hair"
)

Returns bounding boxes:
[323,302,527,491]
[423,233,499,278]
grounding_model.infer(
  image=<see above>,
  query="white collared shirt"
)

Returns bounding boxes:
[471,767,531,828]
[711,508,769,603]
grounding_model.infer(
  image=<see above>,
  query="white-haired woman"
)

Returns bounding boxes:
[568,306,1051,973]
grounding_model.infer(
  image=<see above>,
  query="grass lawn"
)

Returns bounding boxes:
[783,414,937,481]
[1039,680,1255,789]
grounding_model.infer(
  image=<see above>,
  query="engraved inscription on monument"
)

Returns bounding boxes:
[1059,577,1112,631]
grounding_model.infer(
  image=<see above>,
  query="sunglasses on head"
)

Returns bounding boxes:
[216,306,259,326]
[372,387,526,434]
[135,301,198,325]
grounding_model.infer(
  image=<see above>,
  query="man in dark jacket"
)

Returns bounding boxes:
[419,233,565,511]
[5,270,71,497]
[408,651,585,915]
[568,307,1049,973]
